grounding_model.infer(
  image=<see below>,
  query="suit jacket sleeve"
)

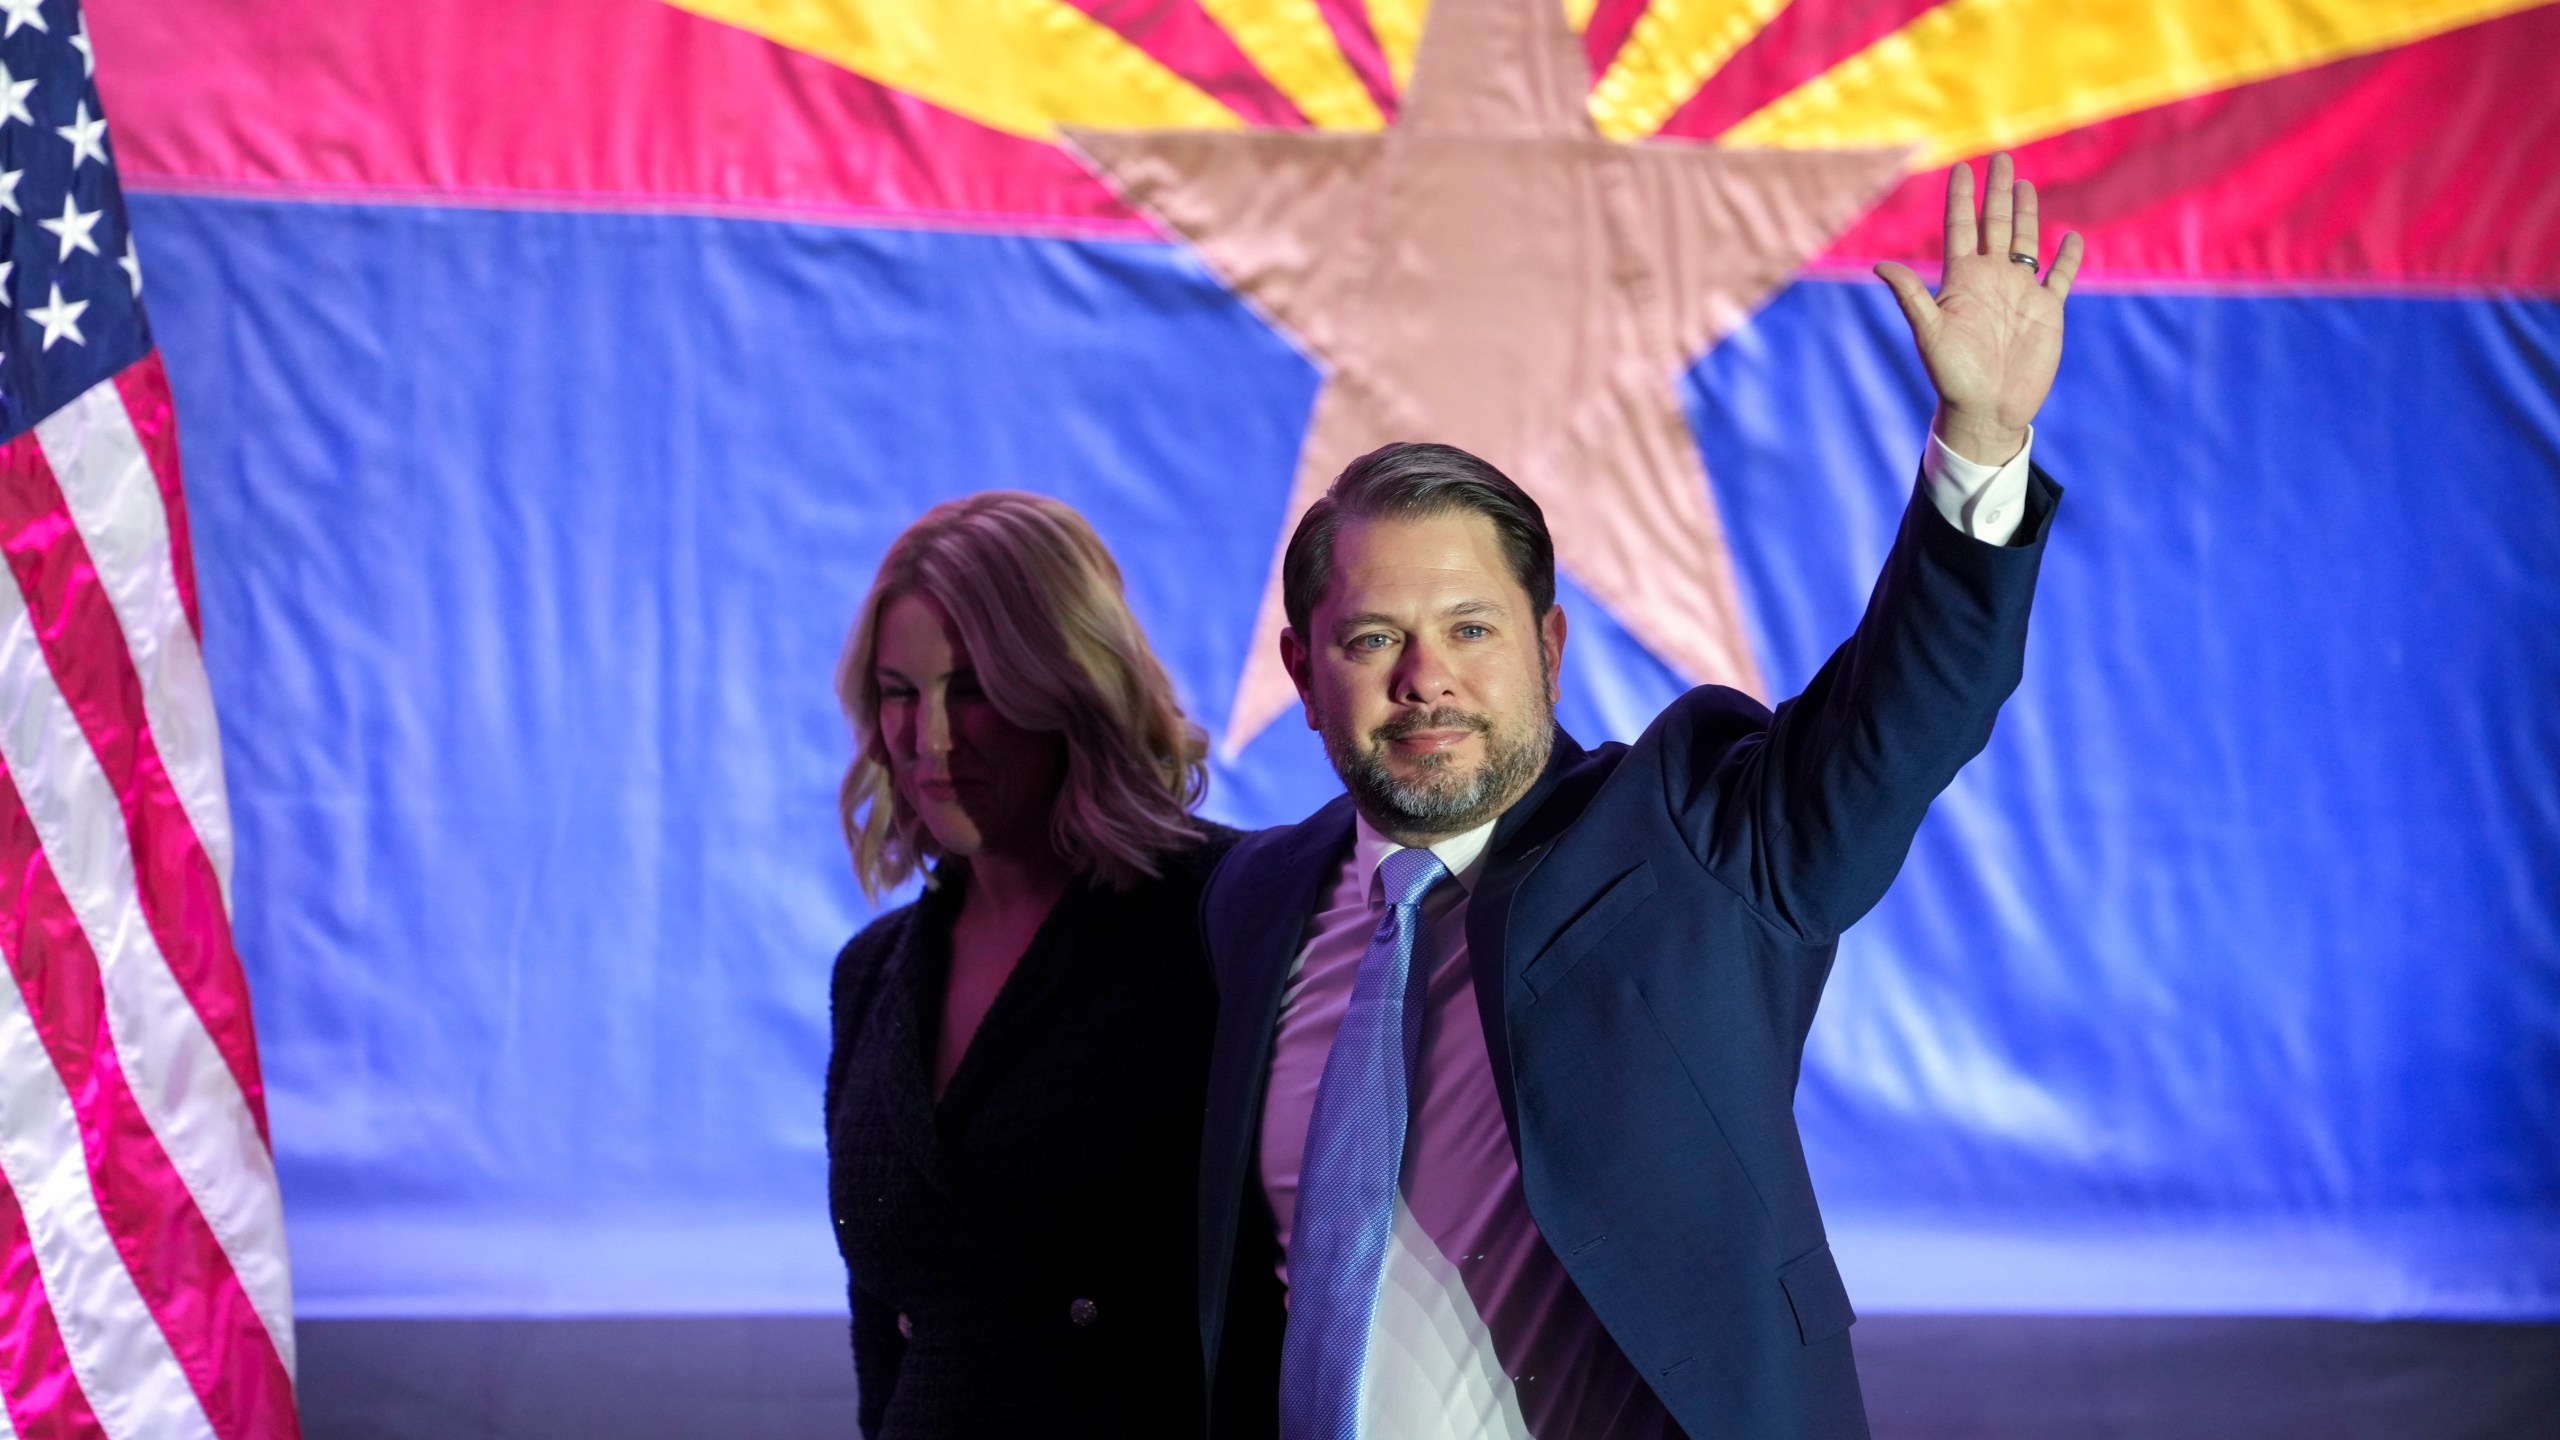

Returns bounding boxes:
[825,926,907,1436]
[1670,465,2060,942]
[850,1278,906,1437]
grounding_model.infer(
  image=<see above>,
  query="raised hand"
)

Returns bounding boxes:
[1876,153,2084,465]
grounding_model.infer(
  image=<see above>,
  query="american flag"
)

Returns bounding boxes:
[0,1,297,1436]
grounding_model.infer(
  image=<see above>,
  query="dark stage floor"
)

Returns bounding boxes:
[296,1313,2560,1438]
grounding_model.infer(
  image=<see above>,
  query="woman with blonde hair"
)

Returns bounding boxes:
[824,490,1234,1438]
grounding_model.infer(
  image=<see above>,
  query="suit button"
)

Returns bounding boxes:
[896,1313,913,1338]
[1068,1298,1099,1328]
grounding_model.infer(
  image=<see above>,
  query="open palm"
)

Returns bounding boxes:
[1877,153,2084,463]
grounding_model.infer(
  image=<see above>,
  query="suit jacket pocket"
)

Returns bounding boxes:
[1520,861,1657,997]
[1778,1241,1856,1346]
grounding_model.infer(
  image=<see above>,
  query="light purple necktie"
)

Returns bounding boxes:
[1279,845,1451,1440]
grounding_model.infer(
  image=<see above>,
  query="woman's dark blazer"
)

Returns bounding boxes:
[826,827,1238,1439]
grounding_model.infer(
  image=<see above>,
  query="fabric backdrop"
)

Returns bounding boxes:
[93,0,2560,1318]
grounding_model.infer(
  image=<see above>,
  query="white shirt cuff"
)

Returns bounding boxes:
[1922,425,2033,545]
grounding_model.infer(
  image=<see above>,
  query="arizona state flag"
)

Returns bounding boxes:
[92,0,2560,1326]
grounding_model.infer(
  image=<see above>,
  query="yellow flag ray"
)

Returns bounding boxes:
[1198,0,1387,128]
[665,0,1242,140]
[1563,0,1601,30]
[1588,0,1796,141]
[1367,0,1433,88]
[1719,0,2550,167]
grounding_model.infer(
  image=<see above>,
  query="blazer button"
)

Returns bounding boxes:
[896,1313,913,1339]
[1068,1297,1099,1328]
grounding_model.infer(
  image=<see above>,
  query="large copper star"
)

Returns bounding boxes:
[1066,0,1909,752]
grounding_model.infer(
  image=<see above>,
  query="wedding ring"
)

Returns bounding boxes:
[2008,252,2039,273]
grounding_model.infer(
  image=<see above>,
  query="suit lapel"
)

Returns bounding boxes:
[934,882,1094,1124]
[1465,726,1596,1147]
[869,890,954,1179]
[1205,798,1356,1133]
[1198,796,1356,1371]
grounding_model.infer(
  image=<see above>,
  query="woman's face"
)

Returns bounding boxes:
[872,592,1067,863]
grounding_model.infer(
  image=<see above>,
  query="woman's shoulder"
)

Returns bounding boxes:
[837,896,922,958]
[1146,820,1247,892]
[1066,822,1244,936]
[830,898,925,1016]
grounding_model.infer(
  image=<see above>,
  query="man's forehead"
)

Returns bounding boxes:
[1322,510,1524,611]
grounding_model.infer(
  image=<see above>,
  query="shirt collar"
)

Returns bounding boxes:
[1351,810,1497,903]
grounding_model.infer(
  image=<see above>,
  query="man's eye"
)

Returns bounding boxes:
[1351,633,1393,652]
[1456,624,1490,640]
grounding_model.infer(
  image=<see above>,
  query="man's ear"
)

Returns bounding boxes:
[1540,604,1568,704]
[1280,627,1320,730]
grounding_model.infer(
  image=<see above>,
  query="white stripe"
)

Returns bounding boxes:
[0,569,296,1376]
[35,379,237,909]
[0,959,220,1440]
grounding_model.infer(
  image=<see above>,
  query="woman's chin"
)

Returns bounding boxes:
[916,812,984,859]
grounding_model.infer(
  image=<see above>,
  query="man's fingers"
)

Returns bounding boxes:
[1943,162,1976,261]
[1983,152,2014,256]
[2046,231,2085,300]
[1874,261,1938,337]
[2012,178,2039,267]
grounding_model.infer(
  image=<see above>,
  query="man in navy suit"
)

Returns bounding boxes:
[1197,158,2082,1439]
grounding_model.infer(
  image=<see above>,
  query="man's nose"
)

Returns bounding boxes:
[1391,635,1456,704]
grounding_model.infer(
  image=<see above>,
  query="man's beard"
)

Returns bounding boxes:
[1324,699,1554,839]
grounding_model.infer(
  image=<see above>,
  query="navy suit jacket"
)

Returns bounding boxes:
[1196,470,2060,1440]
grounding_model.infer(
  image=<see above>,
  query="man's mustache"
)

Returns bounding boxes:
[1372,707,1493,746]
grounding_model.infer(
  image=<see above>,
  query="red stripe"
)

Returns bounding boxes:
[1069,0,1311,128]
[0,756,296,1440]
[1817,4,2560,292]
[94,0,1142,235]
[0,432,271,1146]
[1657,0,1944,140]
[1307,0,1401,119]
[110,354,202,643]
[1580,0,1652,82]
[0,1175,109,1440]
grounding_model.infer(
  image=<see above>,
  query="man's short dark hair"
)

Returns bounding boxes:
[1281,442,1557,637]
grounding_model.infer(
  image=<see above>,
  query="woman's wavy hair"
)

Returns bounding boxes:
[836,491,1208,900]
